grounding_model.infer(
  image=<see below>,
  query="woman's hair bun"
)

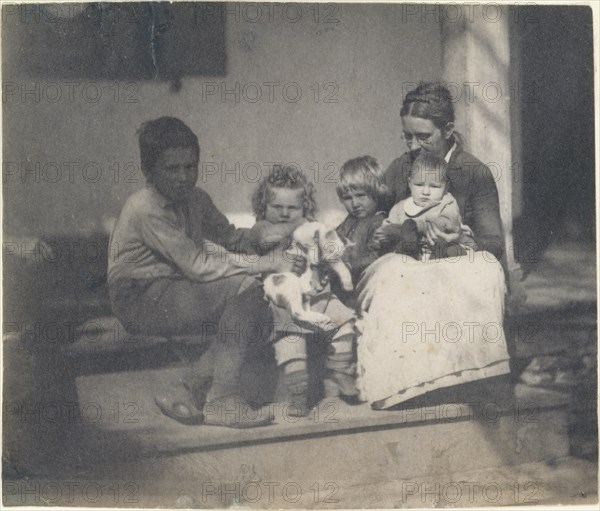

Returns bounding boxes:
[401,82,455,129]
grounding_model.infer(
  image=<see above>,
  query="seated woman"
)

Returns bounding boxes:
[356,82,510,410]
[108,117,304,427]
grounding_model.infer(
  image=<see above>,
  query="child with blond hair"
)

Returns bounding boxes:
[252,165,358,414]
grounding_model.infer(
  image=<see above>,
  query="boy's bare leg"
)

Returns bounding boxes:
[123,277,275,428]
[114,276,247,425]
[177,342,216,410]
[204,282,275,428]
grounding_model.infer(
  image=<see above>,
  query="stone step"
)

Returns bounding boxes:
[4,456,596,509]
[4,368,574,508]
[72,373,570,495]
[337,456,597,509]
[3,358,580,508]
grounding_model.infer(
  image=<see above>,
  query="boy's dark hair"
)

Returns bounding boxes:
[411,152,449,182]
[252,164,317,221]
[137,117,200,179]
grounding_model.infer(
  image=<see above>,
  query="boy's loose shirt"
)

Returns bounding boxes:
[108,184,260,286]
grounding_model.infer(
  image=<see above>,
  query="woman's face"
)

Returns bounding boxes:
[401,116,454,158]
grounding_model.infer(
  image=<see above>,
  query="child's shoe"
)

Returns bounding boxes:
[275,368,310,417]
[323,354,360,404]
[323,372,359,404]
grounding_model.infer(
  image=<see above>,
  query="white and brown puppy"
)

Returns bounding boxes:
[263,222,353,330]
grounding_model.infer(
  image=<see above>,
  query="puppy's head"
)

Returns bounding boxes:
[291,222,321,266]
[292,221,321,250]
[291,222,353,291]
[292,221,349,265]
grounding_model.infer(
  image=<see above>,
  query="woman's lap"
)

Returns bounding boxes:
[356,251,510,409]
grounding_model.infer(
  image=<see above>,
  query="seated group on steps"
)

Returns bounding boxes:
[108,84,510,429]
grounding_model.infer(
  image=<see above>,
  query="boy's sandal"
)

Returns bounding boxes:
[154,395,204,426]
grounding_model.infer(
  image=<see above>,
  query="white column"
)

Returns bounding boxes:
[442,7,524,301]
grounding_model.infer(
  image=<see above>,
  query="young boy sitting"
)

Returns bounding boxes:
[108,117,304,428]
[335,155,388,299]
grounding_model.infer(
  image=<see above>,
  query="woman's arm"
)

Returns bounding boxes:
[468,162,504,260]
[433,200,462,234]
[425,200,462,245]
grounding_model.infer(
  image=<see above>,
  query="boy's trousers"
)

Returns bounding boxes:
[109,275,273,396]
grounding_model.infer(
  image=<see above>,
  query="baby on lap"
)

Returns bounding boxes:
[375,152,476,260]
